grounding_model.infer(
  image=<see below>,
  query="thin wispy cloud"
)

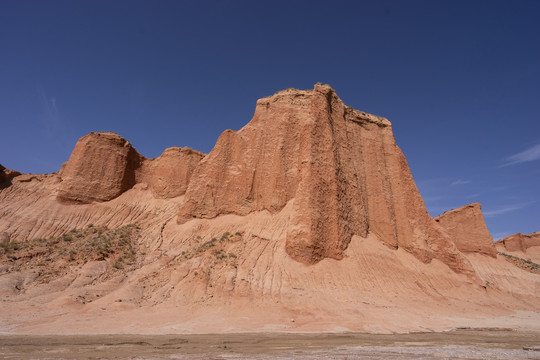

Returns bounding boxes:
[492,232,511,241]
[501,144,540,166]
[416,178,448,187]
[36,86,74,157]
[450,179,471,186]
[466,185,512,199]
[38,87,61,132]
[483,202,533,218]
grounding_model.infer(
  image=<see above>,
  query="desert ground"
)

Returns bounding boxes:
[1,329,540,359]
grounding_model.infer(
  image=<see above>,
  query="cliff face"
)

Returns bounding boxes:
[136,147,205,199]
[9,85,478,274]
[496,232,540,253]
[177,84,472,274]
[57,132,204,203]
[435,203,497,257]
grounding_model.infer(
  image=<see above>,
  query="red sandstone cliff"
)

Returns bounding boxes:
[57,132,142,203]
[496,232,540,253]
[57,132,205,203]
[177,84,472,274]
[136,147,205,199]
[435,203,497,257]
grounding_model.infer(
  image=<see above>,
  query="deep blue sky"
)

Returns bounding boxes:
[1,0,539,239]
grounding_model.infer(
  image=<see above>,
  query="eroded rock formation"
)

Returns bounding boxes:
[496,232,540,253]
[1,84,539,335]
[136,147,205,199]
[434,203,496,257]
[57,132,204,203]
[177,84,472,274]
[57,132,141,203]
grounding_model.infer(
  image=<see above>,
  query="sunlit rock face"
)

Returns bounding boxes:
[177,84,472,274]
[435,203,497,258]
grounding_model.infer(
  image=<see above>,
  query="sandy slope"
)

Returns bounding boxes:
[1,178,539,334]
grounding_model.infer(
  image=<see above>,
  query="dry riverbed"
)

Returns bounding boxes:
[1,329,540,359]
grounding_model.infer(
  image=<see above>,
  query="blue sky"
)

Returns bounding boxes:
[1,0,538,239]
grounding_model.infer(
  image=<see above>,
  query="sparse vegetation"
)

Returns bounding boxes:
[195,238,217,254]
[189,232,234,257]
[211,249,227,260]
[498,252,540,274]
[176,231,242,269]
[1,239,19,255]
[113,258,124,269]
[0,224,141,283]
[61,233,73,242]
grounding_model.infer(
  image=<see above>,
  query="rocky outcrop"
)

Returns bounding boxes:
[177,84,473,274]
[57,132,204,203]
[57,132,142,203]
[0,164,21,188]
[434,203,496,257]
[136,147,205,199]
[496,232,540,253]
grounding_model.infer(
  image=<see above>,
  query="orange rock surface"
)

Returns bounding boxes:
[435,203,497,257]
[136,147,205,199]
[57,132,204,203]
[57,132,142,203]
[0,84,538,335]
[178,84,471,274]
[496,232,540,253]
